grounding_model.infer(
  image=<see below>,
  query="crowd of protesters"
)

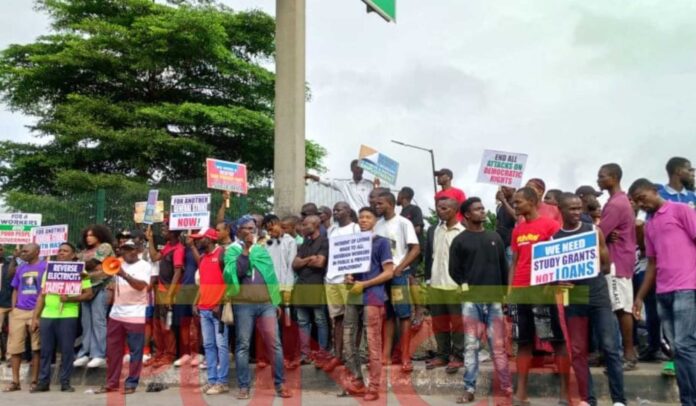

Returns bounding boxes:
[0,156,694,406]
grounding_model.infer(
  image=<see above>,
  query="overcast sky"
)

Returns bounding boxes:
[1,0,695,211]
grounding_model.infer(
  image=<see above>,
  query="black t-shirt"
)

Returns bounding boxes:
[449,230,508,302]
[400,204,424,236]
[0,258,12,308]
[495,203,516,247]
[293,235,329,306]
[554,223,611,308]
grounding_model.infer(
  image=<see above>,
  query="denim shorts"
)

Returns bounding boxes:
[386,273,412,320]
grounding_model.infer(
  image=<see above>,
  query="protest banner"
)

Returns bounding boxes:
[134,200,165,224]
[0,213,42,245]
[476,149,528,188]
[44,261,85,295]
[531,230,600,286]
[32,225,69,257]
[206,158,248,194]
[327,232,373,279]
[358,145,399,185]
[169,194,211,230]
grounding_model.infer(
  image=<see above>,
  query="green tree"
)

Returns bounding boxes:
[0,0,324,198]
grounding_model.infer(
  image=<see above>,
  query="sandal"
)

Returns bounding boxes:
[276,387,292,398]
[2,382,20,392]
[512,398,531,406]
[94,386,119,394]
[123,387,136,395]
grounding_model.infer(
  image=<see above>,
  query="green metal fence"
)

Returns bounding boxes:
[3,178,252,246]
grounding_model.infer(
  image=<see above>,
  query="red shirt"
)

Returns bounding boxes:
[435,187,467,221]
[198,246,226,310]
[511,216,560,287]
[158,242,185,292]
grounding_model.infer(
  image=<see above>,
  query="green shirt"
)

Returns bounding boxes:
[41,273,92,319]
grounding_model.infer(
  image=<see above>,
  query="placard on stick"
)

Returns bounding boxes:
[476,149,528,188]
[206,158,248,194]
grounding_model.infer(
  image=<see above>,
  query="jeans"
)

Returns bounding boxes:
[428,288,464,362]
[657,290,696,406]
[200,309,229,385]
[233,303,284,390]
[295,305,329,359]
[77,288,107,359]
[462,303,512,395]
[566,304,625,405]
[343,304,383,390]
[106,319,145,389]
[38,317,78,386]
[633,271,661,352]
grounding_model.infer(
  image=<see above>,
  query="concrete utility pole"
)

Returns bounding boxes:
[273,0,306,217]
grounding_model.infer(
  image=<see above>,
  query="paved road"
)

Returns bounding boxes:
[0,387,665,405]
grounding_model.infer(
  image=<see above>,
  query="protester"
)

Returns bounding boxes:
[292,215,330,367]
[341,206,394,401]
[305,160,374,212]
[449,197,512,404]
[30,243,93,393]
[597,163,639,371]
[2,244,45,392]
[73,225,115,369]
[145,221,183,367]
[543,189,562,206]
[397,187,424,237]
[524,178,562,225]
[434,168,467,221]
[631,178,696,406]
[322,202,360,373]
[556,193,626,406]
[281,215,303,246]
[95,239,151,394]
[374,190,421,372]
[224,215,291,399]
[575,186,603,225]
[131,230,157,363]
[424,197,465,374]
[507,187,569,405]
[263,214,299,369]
[0,245,14,364]
[658,157,696,207]
[191,228,229,395]
[495,186,517,262]
[319,206,333,230]
[173,236,202,367]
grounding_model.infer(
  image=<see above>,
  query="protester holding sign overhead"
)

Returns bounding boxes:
[31,243,93,393]
[305,159,374,212]
[554,193,626,406]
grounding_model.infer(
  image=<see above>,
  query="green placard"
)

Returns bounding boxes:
[363,0,395,22]
[0,225,33,232]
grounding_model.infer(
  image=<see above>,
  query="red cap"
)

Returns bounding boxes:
[191,228,218,240]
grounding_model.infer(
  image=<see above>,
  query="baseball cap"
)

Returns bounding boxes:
[191,228,219,240]
[116,229,132,239]
[119,239,137,250]
[433,168,453,178]
[575,185,602,197]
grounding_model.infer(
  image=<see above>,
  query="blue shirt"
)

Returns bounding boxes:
[658,184,696,209]
[350,236,393,306]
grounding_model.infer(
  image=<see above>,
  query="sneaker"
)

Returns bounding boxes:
[206,384,229,395]
[323,357,342,372]
[142,353,152,363]
[479,349,491,363]
[343,379,366,396]
[456,391,475,403]
[662,360,676,376]
[364,390,379,401]
[237,388,250,400]
[426,358,448,369]
[60,384,75,393]
[123,354,131,364]
[73,356,89,367]
[30,382,50,393]
[198,361,207,370]
[190,354,202,367]
[622,357,638,371]
[446,359,464,374]
[87,357,106,368]
[174,354,192,367]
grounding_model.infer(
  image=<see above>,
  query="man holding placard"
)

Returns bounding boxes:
[341,206,394,401]
[554,193,626,406]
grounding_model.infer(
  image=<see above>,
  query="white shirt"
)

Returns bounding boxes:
[110,259,152,324]
[431,222,465,290]
[375,215,419,267]
[267,234,298,292]
[326,222,362,284]
[321,178,373,212]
